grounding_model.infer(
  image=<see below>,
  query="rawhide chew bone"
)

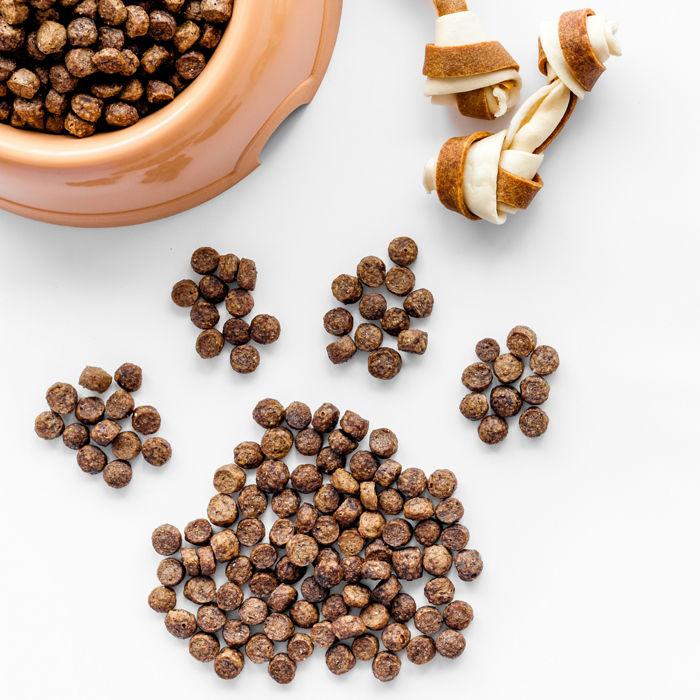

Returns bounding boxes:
[423,0,522,120]
[424,8,621,224]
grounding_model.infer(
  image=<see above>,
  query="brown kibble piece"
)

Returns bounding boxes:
[289,600,318,627]
[390,593,416,623]
[93,47,125,73]
[8,68,40,99]
[392,547,423,580]
[146,79,174,103]
[425,576,455,605]
[325,644,355,675]
[157,558,184,587]
[165,609,196,638]
[373,651,401,681]
[171,279,198,307]
[332,614,366,640]
[436,629,466,658]
[428,468,457,498]
[385,266,415,296]
[189,632,220,663]
[210,530,239,561]
[76,445,106,473]
[404,497,434,521]
[478,415,508,445]
[250,314,280,345]
[90,419,121,446]
[312,402,339,432]
[152,523,181,555]
[71,93,102,121]
[286,534,318,567]
[352,634,379,661]
[507,325,537,358]
[213,463,245,493]
[62,423,89,450]
[253,398,284,428]
[403,288,434,318]
[443,600,474,630]
[141,437,170,466]
[191,247,219,274]
[423,544,453,576]
[268,653,296,684]
[530,345,560,376]
[462,362,492,392]
[75,396,104,424]
[46,383,78,414]
[239,598,268,627]
[371,576,402,606]
[454,549,483,581]
[356,256,386,288]
[131,405,160,434]
[125,5,148,37]
[381,307,409,336]
[442,523,470,550]
[399,328,428,354]
[230,345,259,374]
[295,503,318,533]
[354,323,383,352]
[519,407,549,437]
[388,236,418,266]
[223,318,250,346]
[368,348,402,380]
[34,410,64,439]
[264,612,295,641]
[103,460,132,488]
[226,556,253,586]
[460,392,488,421]
[237,484,267,517]
[406,635,436,665]
[414,519,441,547]
[491,385,523,418]
[196,329,224,359]
[324,308,353,337]
[382,622,410,651]
[244,633,274,663]
[327,336,356,365]
[331,274,362,304]
[190,300,219,329]
[414,605,442,635]
[79,365,112,393]
[310,620,335,647]
[493,353,524,384]
[476,337,500,363]
[359,293,387,320]
[148,586,176,613]
[198,547,216,576]
[105,389,134,420]
[223,289,254,318]
[181,548,200,577]
[64,112,94,136]
[222,619,250,647]
[207,493,238,526]
[520,375,550,405]
[198,274,227,303]
[287,633,314,663]
[435,497,464,524]
[397,468,426,498]
[111,431,141,460]
[214,647,244,679]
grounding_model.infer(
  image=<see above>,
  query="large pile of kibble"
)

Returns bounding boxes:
[0,0,233,136]
[324,237,434,380]
[149,399,482,683]
[171,246,281,374]
[459,325,560,444]
[34,362,171,487]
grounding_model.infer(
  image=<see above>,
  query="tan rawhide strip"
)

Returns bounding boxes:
[434,0,467,16]
[533,92,578,154]
[436,133,491,220]
[424,41,519,79]
[496,169,543,210]
[456,89,492,120]
[559,8,606,91]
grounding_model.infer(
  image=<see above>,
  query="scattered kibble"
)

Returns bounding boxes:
[460,326,559,444]
[149,400,482,682]
[0,0,233,136]
[172,247,280,374]
[323,237,432,380]
[34,363,170,487]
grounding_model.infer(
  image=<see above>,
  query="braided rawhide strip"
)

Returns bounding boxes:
[424,8,621,224]
[423,0,522,120]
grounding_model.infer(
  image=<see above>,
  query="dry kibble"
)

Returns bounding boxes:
[359,293,387,321]
[8,68,40,98]
[312,402,339,432]
[301,577,326,605]
[268,653,296,684]
[190,300,219,330]
[327,335,356,365]
[310,621,336,648]
[507,325,537,358]
[388,236,418,266]
[264,612,295,641]
[214,647,245,679]
[267,584,297,614]
[197,603,226,632]
[45,382,78,415]
[171,279,198,307]
[380,307,409,337]
[295,503,318,535]
[148,585,176,613]
[131,405,160,435]
[90,419,121,446]
[428,469,457,498]
[75,396,104,424]
[62,423,89,450]
[79,365,112,393]
[493,353,524,384]
[354,323,383,352]
[76,445,106,473]
[382,622,410,651]
[443,600,474,630]
[250,543,278,570]
[103,459,132,488]
[157,558,184,587]
[371,576,402,606]
[213,463,245,494]
[374,459,401,487]
[478,415,508,445]
[385,266,415,296]
[332,614,366,640]
[235,258,257,290]
[152,523,181,555]
[414,519,441,546]
[435,497,464,525]
[356,256,386,288]
[34,410,64,439]
[391,547,423,580]
[365,540,392,562]
[210,530,239,562]
[520,375,550,405]
[454,549,483,581]
[373,651,401,682]
[414,605,442,635]
[250,314,280,345]
[397,468,427,498]
[441,524,470,551]
[382,517,411,547]
[398,328,428,355]
[260,427,293,460]
[249,572,279,598]
[230,345,260,374]
[324,308,353,337]
[198,274,227,303]
[403,288,433,318]
[390,593,416,623]
[325,644,355,675]
[283,401,311,430]
[423,545,453,576]
[359,481,378,511]
[406,635,436,665]
[460,393,488,421]
[352,634,379,661]
[358,511,384,539]
[105,389,134,420]
[490,385,523,418]
[165,609,196,639]
[332,274,362,304]
[222,620,250,647]
[519,407,549,437]
[462,363,492,392]
[530,345,560,375]
[425,576,455,605]
[190,246,219,274]
[362,559,390,580]
[289,600,318,628]
[341,556,363,584]
[271,489,300,518]
[436,629,466,659]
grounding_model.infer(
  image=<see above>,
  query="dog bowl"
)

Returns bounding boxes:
[0,0,342,227]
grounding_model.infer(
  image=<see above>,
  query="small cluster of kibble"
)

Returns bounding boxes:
[149,399,482,683]
[459,325,560,444]
[325,237,434,380]
[171,246,281,374]
[34,362,171,487]
[0,0,233,136]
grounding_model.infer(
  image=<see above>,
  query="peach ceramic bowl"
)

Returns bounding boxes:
[0,0,342,227]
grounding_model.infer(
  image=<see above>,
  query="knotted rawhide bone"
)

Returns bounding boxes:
[423,0,522,120]
[424,8,621,224]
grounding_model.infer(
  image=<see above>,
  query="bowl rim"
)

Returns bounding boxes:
[0,0,252,167]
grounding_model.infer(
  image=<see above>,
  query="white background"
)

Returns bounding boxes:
[1,0,698,697]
